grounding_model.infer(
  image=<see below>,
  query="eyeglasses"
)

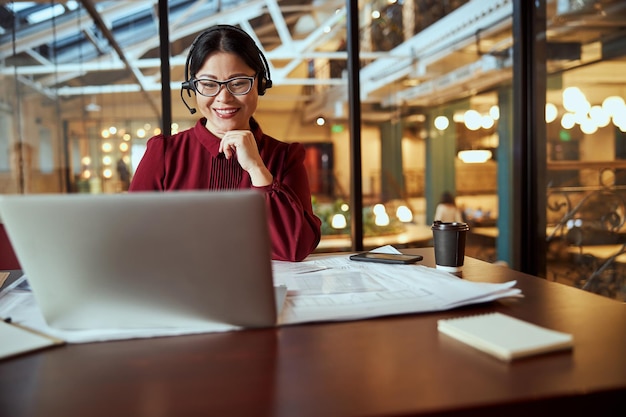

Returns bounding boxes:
[191,76,255,97]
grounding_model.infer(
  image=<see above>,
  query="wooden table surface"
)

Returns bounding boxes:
[1,248,625,417]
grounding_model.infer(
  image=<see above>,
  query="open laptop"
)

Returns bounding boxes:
[0,190,278,331]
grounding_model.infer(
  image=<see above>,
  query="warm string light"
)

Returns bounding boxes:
[557,88,625,132]
[331,213,347,229]
[81,119,193,187]
[434,90,625,165]
[329,203,413,230]
[373,203,390,226]
[436,92,625,132]
[434,115,449,130]
[396,205,413,222]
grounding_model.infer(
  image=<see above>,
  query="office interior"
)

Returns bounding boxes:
[0,0,625,302]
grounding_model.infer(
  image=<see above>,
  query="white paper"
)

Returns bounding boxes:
[276,253,521,325]
[0,290,242,343]
[0,320,62,360]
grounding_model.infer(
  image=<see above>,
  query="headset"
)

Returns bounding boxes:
[180,24,273,114]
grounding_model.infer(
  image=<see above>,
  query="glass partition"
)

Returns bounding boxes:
[544,0,626,300]
[1,0,624,300]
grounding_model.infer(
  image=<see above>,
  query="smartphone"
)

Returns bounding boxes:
[349,252,423,265]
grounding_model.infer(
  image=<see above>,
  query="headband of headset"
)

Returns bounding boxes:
[181,24,273,104]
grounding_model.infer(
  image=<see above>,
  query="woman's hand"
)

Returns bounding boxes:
[219,130,273,186]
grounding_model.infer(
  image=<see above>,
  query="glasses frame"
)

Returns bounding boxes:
[191,75,256,97]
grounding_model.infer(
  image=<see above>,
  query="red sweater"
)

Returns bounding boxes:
[129,118,321,261]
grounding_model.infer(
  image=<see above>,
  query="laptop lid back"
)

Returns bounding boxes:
[0,190,276,330]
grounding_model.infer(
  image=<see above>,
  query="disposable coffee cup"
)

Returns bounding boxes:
[431,221,470,272]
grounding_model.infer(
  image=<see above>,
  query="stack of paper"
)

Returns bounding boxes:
[273,253,521,325]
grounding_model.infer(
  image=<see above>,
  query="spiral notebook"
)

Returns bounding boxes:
[437,312,574,361]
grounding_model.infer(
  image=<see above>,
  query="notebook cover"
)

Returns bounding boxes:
[437,312,574,361]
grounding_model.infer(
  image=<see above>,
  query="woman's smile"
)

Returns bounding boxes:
[213,107,240,118]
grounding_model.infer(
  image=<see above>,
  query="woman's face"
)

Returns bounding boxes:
[194,51,259,137]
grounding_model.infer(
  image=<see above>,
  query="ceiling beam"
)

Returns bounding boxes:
[79,0,161,119]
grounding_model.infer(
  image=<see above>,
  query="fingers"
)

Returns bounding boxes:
[218,130,255,159]
[220,141,236,159]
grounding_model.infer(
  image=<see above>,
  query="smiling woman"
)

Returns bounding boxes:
[129,24,321,262]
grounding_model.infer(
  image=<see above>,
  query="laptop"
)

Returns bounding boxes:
[0,190,278,331]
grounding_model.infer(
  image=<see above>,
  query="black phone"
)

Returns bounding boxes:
[349,252,424,265]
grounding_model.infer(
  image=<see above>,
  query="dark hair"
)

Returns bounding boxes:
[439,191,456,205]
[188,25,270,94]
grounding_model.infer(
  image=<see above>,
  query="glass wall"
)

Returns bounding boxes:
[1,0,625,300]
[543,0,626,300]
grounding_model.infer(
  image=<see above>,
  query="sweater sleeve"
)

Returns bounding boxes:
[255,143,321,262]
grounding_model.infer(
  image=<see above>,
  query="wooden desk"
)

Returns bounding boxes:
[1,248,625,417]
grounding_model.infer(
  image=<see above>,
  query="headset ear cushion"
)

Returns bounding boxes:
[257,76,273,96]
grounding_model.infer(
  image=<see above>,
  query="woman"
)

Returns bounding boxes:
[434,191,464,223]
[130,25,321,261]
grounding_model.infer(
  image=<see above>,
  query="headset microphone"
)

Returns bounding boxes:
[180,83,196,114]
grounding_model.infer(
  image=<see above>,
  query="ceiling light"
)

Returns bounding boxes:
[453,111,465,123]
[331,213,347,230]
[580,117,597,134]
[464,110,482,130]
[434,115,449,130]
[396,206,413,223]
[561,113,576,129]
[85,102,101,112]
[373,203,386,216]
[481,115,495,129]
[562,87,589,113]
[374,211,390,227]
[611,113,625,129]
[458,150,492,164]
[545,103,558,123]
[602,96,625,117]
[489,105,500,120]
[589,105,610,128]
